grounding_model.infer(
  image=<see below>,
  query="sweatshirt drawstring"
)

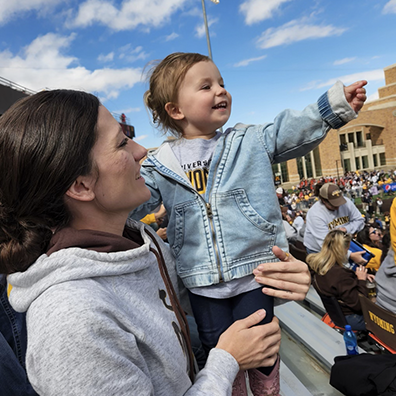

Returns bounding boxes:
[146,229,196,382]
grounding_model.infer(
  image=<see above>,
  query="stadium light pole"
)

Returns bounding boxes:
[201,0,219,60]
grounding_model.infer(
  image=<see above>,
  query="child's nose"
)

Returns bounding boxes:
[216,85,227,95]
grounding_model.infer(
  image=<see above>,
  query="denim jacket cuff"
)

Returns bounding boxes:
[318,80,357,129]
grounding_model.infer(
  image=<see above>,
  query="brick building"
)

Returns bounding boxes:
[275,62,396,188]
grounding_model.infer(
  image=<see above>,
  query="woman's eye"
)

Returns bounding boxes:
[119,138,129,147]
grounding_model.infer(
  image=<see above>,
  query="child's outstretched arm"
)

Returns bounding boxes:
[344,80,367,113]
[252,246,311,301]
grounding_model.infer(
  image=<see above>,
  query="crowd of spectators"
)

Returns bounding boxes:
[278,169,396,241]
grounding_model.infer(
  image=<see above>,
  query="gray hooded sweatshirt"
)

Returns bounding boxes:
[376,248,396,315]
[8,220,238,395]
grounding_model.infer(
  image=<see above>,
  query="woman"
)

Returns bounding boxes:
[307,229,372,331]
[356,226,383,272]
[0,90,309,395]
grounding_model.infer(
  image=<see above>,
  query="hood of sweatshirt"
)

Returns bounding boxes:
[8,219,156,313]
[380,248,396,276]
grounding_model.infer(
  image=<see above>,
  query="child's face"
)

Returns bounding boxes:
[171,60,232,139]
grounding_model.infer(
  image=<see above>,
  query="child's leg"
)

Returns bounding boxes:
[187,291,234,357]
[232,288,275,375]
[232,289,280,395]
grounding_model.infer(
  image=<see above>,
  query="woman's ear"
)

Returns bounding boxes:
[165,102,184,121]
[65,175,95,202]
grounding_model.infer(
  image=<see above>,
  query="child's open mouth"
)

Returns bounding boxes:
[212,102,227,109]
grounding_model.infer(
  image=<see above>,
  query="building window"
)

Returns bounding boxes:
[272,163,289,184]
[297,157,304,180]
[313,147,322,177]
[366,133,371,140]
[340,134,347,144]
[380,153,386,166]
[373,154,378,167]
[304,155,313,178]
[355,157,361,170]
[356,131,363,147]
[348,132,354,144]
[362,155,368,169]
[344,158,351,172]
[280,162,289,182]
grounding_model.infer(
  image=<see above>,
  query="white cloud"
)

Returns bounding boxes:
[383,0,396,13]
[118,45,149,63]
[165,32,179,41]
[135,134,148,142]
[98,52,114,62]
[118,107,141,113]
[333,57,356,66]
[234,55,267,67]
[256,18,347,49]
[300,69,384,91]
[367,92,379,102]
[0,33,142,101]
[195,18,218,38]
[0,0,62,25]
[69,0,187,31]
[239,0,292,25]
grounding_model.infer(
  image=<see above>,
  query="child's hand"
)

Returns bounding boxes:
[344,80,367,113]
[252,246,311,301]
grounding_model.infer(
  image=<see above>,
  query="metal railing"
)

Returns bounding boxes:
[0,76,36,95]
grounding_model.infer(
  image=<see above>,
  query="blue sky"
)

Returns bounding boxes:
[0,0,395,148]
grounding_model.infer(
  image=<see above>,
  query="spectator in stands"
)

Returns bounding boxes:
[356,226,383,272]
[140,204,168,241]
[0,90,283,395]
[304,183,366,267]
[376,197,383,215]
[292,211,305,234]
[307,230,371,331]
[376,199,396,314]
[281,208,298,243]
[375,249,396,315]
[276,186,285,206]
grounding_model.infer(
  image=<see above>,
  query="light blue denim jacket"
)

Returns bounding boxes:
[130,82,357,289]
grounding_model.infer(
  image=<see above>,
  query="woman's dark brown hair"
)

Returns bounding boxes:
[0,90,100,274]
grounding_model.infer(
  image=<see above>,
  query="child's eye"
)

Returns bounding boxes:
[220,84,225,88]
[201,85,210,90]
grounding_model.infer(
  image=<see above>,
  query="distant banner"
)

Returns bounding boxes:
[383,183,396,192]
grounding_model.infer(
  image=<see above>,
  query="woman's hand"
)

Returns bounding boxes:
[252,246,311,301]
[216,310,280,370]
[356,265,368,281]
[367,273,376,283]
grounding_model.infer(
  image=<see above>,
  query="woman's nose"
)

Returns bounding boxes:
[132,141,148,162]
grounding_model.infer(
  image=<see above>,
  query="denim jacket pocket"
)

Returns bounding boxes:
[215,189,276,265]
[171,199,211,272]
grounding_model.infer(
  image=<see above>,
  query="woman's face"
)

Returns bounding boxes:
[369,227,381,243]
[90,105,150,217]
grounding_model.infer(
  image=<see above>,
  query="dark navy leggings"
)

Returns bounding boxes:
[188,287,275,375]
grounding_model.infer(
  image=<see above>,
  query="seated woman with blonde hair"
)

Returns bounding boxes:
[307,229,374,331]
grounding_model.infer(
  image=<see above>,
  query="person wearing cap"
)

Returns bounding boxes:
[276,187,285,206]
[304,183,365,265]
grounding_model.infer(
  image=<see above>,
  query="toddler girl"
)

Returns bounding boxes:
[131,52,367,395]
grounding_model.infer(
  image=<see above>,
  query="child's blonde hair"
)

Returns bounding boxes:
[144,52,211,138]
[306,229,352,275]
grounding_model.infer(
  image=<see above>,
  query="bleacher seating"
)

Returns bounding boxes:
[275,301,364,370]
[359,294,396,353]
